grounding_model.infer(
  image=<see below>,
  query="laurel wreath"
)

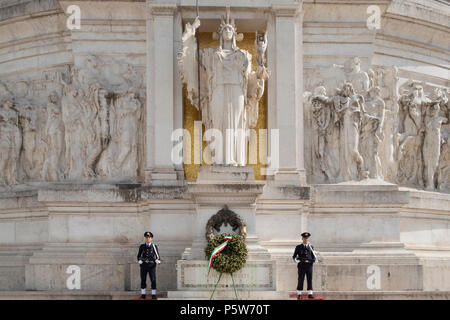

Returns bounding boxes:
[204,233,248,274]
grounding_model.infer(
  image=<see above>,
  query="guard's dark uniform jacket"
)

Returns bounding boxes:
[293,243,316,291]
[137,243,160,290]
[293,243,316,264]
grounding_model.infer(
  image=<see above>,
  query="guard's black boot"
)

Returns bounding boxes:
[151,295,157,300]
[141,294,146,299]
[308,294,314,299]
[297,295,302,300]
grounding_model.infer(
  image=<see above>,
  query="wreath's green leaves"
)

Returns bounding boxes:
[204,233,248,274]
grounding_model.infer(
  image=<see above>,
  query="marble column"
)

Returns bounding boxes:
[271,3,307,185]
[145,1,180,183]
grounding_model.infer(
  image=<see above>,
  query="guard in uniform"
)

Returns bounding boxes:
[137,231,161,299]
[293,232,317,299]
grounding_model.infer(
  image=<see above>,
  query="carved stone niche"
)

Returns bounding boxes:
[205,205,247,241]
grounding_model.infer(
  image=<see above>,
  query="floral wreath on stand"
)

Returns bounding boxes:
[204,206,248,300]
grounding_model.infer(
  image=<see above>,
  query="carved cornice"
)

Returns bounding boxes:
[148,1,177,16]
[187,181,265,206]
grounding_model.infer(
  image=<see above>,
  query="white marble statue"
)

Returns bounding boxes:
[334,83,365,180]
[397,84,429,186]
[42,92,65,182]
[423,103,447,190]
[372,66,399,183]
[344,57,370,95]
[439,137,450,192]
[178,9,269,166]
[61,83,104,180]
[311,86,337,181]
[333,57,370,96]
[0,99,22,186]
[61,85,84,179]
[19,104,42,180]
[360,86,385,179]
[311,82,366,182]
[308,59,450,193]
[114,91,141,178]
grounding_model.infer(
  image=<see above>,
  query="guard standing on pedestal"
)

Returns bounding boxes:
[293,232,317,299]
[137,231,161,299]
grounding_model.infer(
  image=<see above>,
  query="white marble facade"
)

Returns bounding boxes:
[0,0,449,296]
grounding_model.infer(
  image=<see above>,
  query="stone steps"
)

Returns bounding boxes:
[0,290,448,300]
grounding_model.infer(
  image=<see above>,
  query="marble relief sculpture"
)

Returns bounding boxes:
[178,9,269,165]
[397,83,449,190]
[307,56,449,193]
[0,55,144,187]
[0,48,448,196]
[312,82,366,181]
[62,60,142,181]
[97,90,142,179]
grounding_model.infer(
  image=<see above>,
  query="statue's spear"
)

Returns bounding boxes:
[195,0,201,121]
[195,0,204,165]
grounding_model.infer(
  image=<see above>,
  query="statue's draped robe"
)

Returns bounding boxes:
[201,47,252,165]
[333,95,363,180]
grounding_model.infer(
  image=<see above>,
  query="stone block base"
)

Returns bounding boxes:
[167,290,288,300]
[175,260,276,291]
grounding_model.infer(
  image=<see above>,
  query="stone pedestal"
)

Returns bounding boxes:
[182,166,270,260]
[270,181,450,293]
[20,185,189,292]
[169,259,279,299]
[176,260,276,291]
[171,166,278,298]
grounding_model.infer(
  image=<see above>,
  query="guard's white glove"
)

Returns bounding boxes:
[138,260,143,265]
[156,259,161,265]
[294,258,300,263]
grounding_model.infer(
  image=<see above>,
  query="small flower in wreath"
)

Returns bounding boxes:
[204,233,248,274]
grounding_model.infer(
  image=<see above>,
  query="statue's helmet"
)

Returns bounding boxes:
[216,8,242,49]
[219,8,237,39]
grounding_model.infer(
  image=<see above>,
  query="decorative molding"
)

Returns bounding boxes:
[148,1,177,16]
[271,3,301,17]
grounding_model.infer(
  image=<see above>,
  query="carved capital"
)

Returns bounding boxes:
[271,3,301,17]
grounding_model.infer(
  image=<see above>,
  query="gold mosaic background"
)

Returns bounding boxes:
[183,32,267,180]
